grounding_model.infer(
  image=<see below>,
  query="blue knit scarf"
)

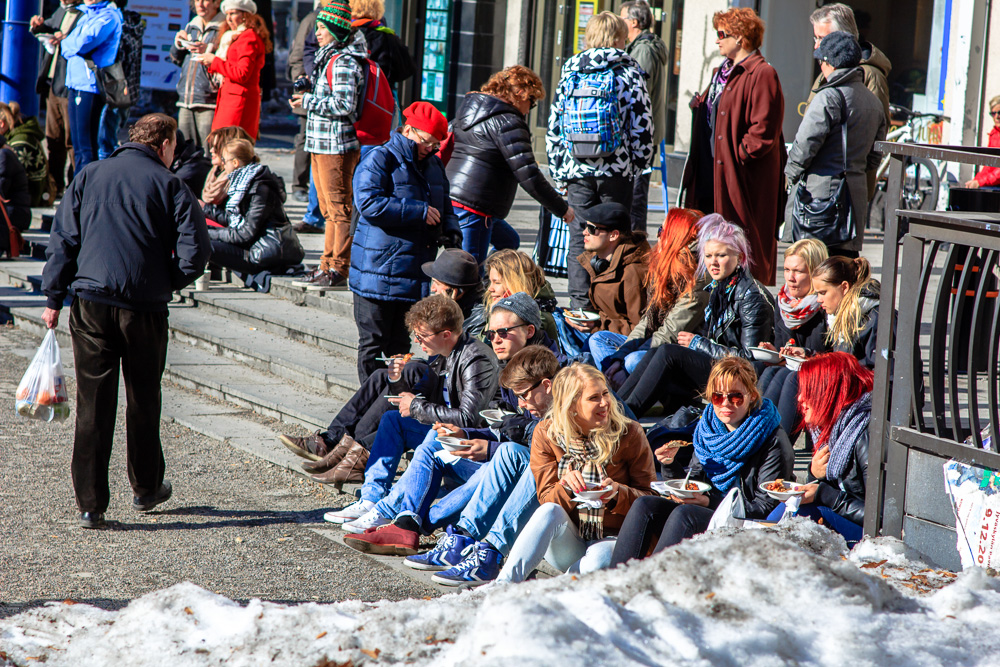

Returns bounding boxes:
[693,398,780,493]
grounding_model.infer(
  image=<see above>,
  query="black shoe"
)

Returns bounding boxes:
[133,480,173,512]
[292,190,309,203]
[79,511,106,529]
[305,270,348,291]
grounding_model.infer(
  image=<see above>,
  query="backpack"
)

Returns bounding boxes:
[328,53,395,146]
[560,67,623,159]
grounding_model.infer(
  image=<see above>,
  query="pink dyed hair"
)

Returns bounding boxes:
[696,213,753,279]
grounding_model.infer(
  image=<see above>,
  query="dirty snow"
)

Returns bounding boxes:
[2,519,998,666]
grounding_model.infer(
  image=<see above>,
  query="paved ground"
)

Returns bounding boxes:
[0,326,438,619]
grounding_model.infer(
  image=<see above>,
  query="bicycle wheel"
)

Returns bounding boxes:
[901,157,939,210]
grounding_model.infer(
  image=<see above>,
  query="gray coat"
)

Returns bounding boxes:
[785,68,886,251]
[626,31,668,149]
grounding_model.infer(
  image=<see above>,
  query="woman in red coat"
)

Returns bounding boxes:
[194,0,270,139]
[680,7,786,286]
[965,95,1000,189]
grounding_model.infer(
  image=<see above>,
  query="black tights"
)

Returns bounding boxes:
[618,344,714,417]
[610,495,715,566]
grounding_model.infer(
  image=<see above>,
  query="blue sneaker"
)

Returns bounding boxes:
[403,526,474,571]
[431,541,502,586]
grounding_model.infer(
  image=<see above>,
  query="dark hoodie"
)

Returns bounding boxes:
[626,31,668,147]
[579,236,651,335]
[447,91,568,219]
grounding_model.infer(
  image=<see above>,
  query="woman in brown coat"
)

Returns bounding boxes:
[496,363,656,583]
[680,7,786,286]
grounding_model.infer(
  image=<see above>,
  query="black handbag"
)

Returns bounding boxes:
[85,57,131,109]
[791,88,854,247]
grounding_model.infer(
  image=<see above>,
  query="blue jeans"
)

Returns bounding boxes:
[552,311,591,357]
[97,105,128,160]
[456,441,537,555]
[373,433,483,530]
[766,502,863,544]
[68,89,103,173]
[359,411,433,503]
[301,177,323,226]
[490,218,520,252]
[588,331,649,372]
[455,207,494,264]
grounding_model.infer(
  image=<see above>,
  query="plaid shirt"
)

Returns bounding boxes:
[304,31,368,155]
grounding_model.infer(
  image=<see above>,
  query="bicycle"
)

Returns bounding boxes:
[867,104,952,232]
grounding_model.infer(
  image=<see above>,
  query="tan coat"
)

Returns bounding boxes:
[625,276,711,348]
[578,237,651,335]
[531,419,656,536]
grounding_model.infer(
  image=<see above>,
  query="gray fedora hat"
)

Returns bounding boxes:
[421,249,482,288]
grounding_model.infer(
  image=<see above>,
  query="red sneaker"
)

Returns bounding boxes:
[342,524,419,556]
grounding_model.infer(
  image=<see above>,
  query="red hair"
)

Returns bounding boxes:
[797,352,874,449]
[644,207,702,311]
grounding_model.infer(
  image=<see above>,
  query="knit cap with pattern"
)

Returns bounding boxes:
[317,1,353,44]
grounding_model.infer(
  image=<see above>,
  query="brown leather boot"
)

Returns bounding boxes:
[279,431,330,461]
[311,442,368,485]
[301,434,358,473]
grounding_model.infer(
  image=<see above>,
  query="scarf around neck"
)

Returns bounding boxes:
[224,162,265,230]
[556,433,608,540]
[693,399,780,493]
[777,285,821,331]
[823,392,872,481]
[704,268,741,329]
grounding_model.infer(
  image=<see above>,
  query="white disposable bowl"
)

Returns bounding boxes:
[437,436,468,452]
[749,346,781,363]
[480,409,512,425]
[759,481,805,501]
[564,310,600,322]
[655,479,712,499]
[574,489,606,501]
[782,354,804,371]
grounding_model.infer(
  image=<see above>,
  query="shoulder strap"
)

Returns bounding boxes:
[836,87,848,177]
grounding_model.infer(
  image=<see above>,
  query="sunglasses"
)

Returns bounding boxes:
[991,110,1000,117]
[485,323,527,342]
[711,391,745,407]
[413,329,444,343]
[529,98,538,110]
[717,30,733,40]
[584,222,609,235]
[513,378,543,401]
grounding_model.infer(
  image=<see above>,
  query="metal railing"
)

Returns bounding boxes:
[867,142,1000,568]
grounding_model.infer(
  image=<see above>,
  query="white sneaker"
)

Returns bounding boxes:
[342,507,390,534]
[323,499,374,524]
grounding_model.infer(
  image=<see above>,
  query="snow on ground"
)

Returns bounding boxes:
[2,519,999,667]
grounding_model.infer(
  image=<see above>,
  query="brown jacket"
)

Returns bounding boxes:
[681,52,787,286]
[578,237,650,335]
[531,419,656,536]
[625,276,711,348]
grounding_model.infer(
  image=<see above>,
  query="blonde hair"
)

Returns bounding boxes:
[483,250,545,311]
[784,238,828,292]
[990,95,1000,111]
[584,11,627,49]
[813,256,878,347]
[545,364,629,466]
[223,138,259,165]
[351,0,385,20]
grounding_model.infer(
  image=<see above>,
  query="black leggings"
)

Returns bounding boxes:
[758,366,801,437]
[610,495,715,566]
[618,344,714,417]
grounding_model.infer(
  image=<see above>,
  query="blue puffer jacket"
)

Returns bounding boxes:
[349,130,460,302]
[60,1,122,94]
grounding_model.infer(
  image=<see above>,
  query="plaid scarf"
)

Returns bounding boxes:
[556,434,607,540]
[224,162,265,231]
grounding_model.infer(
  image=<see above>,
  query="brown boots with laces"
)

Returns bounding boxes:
[278,432,369,485]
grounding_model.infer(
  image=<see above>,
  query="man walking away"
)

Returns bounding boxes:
[41,113,212,529]
[620,0,666,236]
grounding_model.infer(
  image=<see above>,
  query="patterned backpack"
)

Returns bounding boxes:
[560,67,623,159]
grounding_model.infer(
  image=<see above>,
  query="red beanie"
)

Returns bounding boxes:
[402,102,449,141]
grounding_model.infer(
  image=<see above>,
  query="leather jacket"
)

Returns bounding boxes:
[447,92,568,219]
[402,333,500,427]
[689,268,775,360]
[813,429,868,526]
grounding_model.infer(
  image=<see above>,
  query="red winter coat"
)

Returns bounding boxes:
[681,52,786,286]
[208,28,264,139]
[973,127,1000,187]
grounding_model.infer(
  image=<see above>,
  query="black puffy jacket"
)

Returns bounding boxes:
[690,268,776,360]
[359,22,415,85]
[202,166,304,269]
[447,92,568,220]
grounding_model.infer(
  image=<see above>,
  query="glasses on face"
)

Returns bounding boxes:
[991,110,1000,117]
[408,128,441,152]
[529,98,538,111]
[717,30,733,40]
[711,391,745,407]
[513,378,543,401]
[413,330,443,344]
[584,222,608,235]
[485,323,527,342]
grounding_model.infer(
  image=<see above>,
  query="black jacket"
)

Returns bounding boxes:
[43,143,211,311]
[447,92,568,219]
[32,5,81,98]
[690,268,776,360]
[774,308,827,350]
[202,166,304,269]
[171,135,212,196]
[691,424,794,520]
[813,429,868,526]
[359,22,415,85]
[395,332,500,427]
[0,136,32,253]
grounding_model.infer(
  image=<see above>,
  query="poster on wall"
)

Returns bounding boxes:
[132,0,191,91]
[574,0,596,53]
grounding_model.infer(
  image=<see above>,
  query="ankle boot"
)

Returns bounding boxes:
[301,434,358,473]
[311,442,368,485]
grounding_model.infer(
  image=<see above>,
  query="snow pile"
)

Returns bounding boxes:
[3,519,999,666]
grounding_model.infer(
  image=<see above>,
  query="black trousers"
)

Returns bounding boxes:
[69,298,169,513]
[610,495,714,566]
[618,343,714,418]
[209,239,258,274]
[325,362,427,447]
[565,174,633,309]
[631,171,651,235]
[292,115,309,192]
[353,294,413,384]
[758,366,801,437]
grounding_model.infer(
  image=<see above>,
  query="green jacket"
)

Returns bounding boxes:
[627,31,668,148]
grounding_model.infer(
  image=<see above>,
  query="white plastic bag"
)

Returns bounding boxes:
[15,330,70,422]
[707,487,746,530]
[944,459,1000,570]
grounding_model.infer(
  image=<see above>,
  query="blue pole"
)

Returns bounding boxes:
[1,0,42,118]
